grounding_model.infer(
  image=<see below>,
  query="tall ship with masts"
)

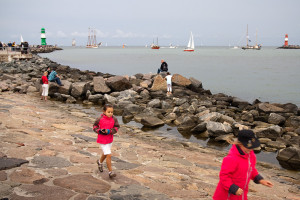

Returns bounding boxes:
[242,24,261,50]
[86,28,99,48]
[151,37,160,49]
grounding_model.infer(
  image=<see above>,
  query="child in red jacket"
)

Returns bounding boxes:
[213,130,273,200]
[93,104,120,178]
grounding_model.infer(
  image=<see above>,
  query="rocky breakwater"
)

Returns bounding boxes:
[30,46,63,54]
[0,55,300,170]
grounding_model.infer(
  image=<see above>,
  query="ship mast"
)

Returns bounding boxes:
[246,24,249,47]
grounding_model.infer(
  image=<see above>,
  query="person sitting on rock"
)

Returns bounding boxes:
[157,59,168,74]
[48,67,63,86]
[213,130,273,200]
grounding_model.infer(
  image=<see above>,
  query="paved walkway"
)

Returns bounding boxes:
[0,92,299,200]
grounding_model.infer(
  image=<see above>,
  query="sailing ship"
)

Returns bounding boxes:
[151,37,160,49]
[86,28,99,48]
[184,32,195,52]
[241,25,261,50]
[72,39,76,46]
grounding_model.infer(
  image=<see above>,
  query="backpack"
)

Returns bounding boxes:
[40,78,43,84]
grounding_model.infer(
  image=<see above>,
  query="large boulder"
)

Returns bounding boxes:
[268,113,286,125]
[147,99,161,108]
[231,97,250,109]
[199,112,235,125]
[150,75,167,91]
[93,76,111,93]
[277,147,300,170]
[254,125,283,140]
[206,121,233,137]
[58,80,72,95]
[171,74,192,87]
[106,76,132,92]
[71,82,91,98]
[141,116,165,127]
[285,116,300,128]
[258,103,284,113]
[88,94,104,104]
[177,116,198,131]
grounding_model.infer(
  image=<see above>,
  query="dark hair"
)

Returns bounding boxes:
[103,104,113,111]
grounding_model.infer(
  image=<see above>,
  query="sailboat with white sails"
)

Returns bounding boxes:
[184,32,195,52]
[86,28,99,48]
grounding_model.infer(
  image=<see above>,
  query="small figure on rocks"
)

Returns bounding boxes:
[165,72,172,95]
[93,104,120,178]
[213,130,273,200]
[41,71,49,101]
[48,67,63,86]
[157,59,168,74]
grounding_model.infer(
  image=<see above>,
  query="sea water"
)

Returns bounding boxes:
[40,46,300,106]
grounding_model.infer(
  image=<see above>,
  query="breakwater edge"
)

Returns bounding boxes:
[0,54,299,199]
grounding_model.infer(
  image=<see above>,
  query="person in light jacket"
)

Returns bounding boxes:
[213,130,273,200]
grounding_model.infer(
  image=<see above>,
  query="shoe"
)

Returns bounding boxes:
[109,171,116,178]
[97,160,103,172]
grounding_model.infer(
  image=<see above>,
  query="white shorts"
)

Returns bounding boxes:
[100,143,112,155]
[42,84,49,96]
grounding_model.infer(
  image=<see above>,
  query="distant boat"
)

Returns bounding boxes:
[241,25,261,50]
[86,28,99,48]
[72,38,76,46]
[184,32,195,52]
[151,37,160,49]
[169,44,177,49]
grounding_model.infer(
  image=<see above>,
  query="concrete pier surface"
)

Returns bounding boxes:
[0,92,299,200]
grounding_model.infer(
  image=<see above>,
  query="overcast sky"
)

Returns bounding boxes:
[1,0,300,46]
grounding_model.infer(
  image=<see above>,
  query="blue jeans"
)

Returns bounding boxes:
[50,77,62,86]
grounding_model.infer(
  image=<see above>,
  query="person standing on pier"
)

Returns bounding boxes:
[93,104,120,178]
[213,130,273,200]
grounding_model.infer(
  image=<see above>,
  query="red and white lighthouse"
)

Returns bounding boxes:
[284,34,288,46]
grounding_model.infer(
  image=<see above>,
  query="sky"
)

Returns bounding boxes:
[1,0,300,46]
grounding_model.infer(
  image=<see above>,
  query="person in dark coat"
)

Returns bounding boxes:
[157,59,168,74]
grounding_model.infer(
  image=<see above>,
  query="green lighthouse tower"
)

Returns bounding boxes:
[41,28,46,46]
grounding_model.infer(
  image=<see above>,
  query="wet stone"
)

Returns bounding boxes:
[31,156,72,168]
[0,157,29,170]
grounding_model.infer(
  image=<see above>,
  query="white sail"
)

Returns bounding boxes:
[20,35,24,43]
[190,32,194,49]
[186,32,194,49]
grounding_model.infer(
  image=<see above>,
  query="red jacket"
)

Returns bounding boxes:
[213,145,263,200]
[42,75,48,84]
[93,114,119,144]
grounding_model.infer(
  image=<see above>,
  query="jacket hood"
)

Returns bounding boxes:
[228,144,252,160]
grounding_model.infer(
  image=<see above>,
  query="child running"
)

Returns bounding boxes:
[213,129,273,200]
[41,71,49,101]
[93,104,120,178]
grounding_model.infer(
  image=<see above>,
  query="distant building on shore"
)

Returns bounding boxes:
[41,28,46,46]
